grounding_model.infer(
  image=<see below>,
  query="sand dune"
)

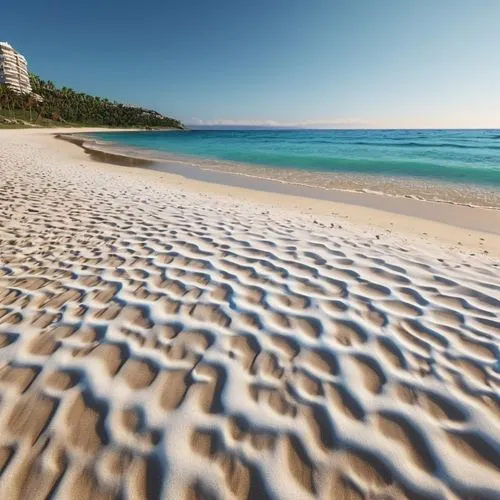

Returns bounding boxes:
[0,130,499,499]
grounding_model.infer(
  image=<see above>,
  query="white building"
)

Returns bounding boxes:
[0,42,32,94]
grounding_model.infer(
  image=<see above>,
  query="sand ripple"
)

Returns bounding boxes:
[0,135,499,499]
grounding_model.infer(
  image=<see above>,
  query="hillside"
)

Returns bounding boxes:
[0,74,183,129]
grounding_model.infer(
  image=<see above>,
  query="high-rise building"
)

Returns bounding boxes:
[0,42,32,94]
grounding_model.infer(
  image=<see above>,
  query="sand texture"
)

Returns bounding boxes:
[0,130,499,499]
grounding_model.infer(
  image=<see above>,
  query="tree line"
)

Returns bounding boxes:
[0,74,183,128]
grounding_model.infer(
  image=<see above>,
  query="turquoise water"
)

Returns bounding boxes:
[89,129,500,188]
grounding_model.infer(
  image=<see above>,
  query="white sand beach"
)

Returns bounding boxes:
[0,128,499,499]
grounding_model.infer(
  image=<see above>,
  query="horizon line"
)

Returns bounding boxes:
[184,125,500,131]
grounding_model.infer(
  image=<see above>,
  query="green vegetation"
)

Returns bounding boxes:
[0,74,183,129]
[0,108,76,128]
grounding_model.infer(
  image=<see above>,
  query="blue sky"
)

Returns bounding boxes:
[2,0,499,127]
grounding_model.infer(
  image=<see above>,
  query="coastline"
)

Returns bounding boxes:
[0,127,499,498]
[57,130,500,245]
[81,129,500,211]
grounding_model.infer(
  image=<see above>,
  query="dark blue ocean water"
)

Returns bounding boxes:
[89,129,500,188]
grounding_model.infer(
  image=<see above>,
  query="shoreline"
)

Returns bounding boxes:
[79,129,500,211]
[58,131,500,239]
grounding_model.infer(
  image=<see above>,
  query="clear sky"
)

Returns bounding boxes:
[2,0,499,128]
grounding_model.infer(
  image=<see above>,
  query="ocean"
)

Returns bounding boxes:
[87,129,500,208]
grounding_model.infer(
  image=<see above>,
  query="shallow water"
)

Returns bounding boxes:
[87,129,500,208]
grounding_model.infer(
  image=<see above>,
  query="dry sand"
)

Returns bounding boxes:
[0,128,499,499]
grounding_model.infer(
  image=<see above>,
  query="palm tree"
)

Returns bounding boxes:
[7,73,183,128]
